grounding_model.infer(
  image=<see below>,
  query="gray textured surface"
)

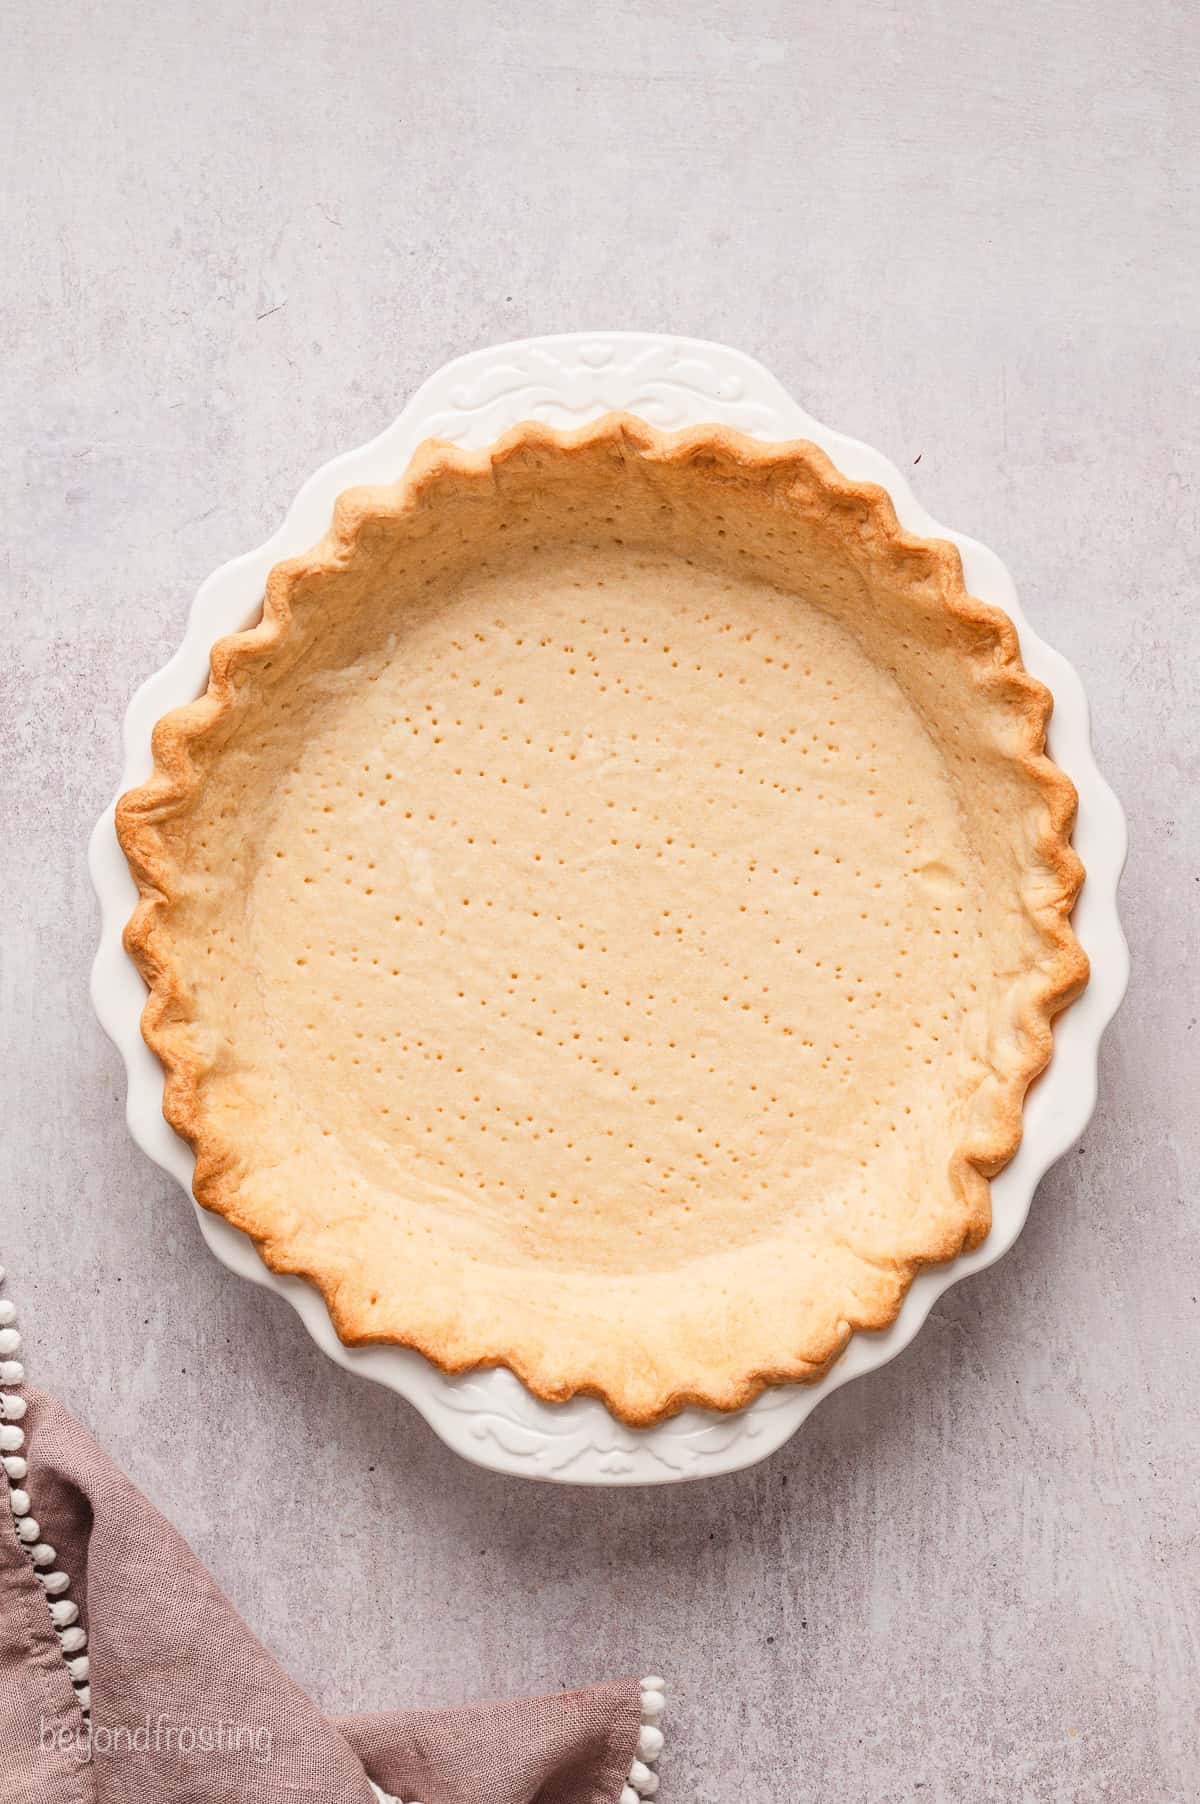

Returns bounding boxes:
[2,3,1197,1799]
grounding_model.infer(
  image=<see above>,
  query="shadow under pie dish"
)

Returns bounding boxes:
[116,413,1088,1427]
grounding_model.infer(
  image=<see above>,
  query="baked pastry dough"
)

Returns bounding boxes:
[117,415,1087,1424]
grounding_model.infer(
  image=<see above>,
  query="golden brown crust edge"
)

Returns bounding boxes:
[116,413,1089,1426]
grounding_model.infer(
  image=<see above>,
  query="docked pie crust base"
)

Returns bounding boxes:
[117,415,1088,1426]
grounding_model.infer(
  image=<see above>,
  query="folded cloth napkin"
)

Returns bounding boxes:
[0,1341,662,1804]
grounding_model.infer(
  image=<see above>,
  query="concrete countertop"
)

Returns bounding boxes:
[4,3,1196,1798]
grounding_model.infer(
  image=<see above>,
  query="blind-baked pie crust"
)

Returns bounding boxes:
[117,415,1087,1425]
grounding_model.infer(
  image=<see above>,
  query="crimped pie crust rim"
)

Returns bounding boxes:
[115,413,1089,1426]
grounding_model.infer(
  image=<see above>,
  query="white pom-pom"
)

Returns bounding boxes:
[629,1761,652,1789]
[640,1675,665,1692]
[31,1543,56,1568]
[76,1684,90,1712]
[9,1488,30,1516]
[0,1330,21,1357]
[636,1724,664,1761]
[620,1787,639,1804]
[42,1571,71,1597]
[1,1394,27,1422]
[0,1301,16,1326]
[16,1516,39,1543]
[0,1424,23,1451]
[638,1776,658,1797]
[49,1599,78,1629]
[0,1362,23,1385]
[67,1655,89,1682]
[59,1627,87,1654]
[640,1690,665,1718]
[2,1455,27,1481]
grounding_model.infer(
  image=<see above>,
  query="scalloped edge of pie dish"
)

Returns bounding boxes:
[91,335,1126,1479]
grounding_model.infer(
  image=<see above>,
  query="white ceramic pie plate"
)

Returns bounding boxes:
[89,332,1128,1484]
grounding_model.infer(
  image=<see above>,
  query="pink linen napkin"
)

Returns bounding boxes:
[0,1385,651,1804]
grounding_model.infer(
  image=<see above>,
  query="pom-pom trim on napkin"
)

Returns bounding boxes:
[0,1266,92,1713]
[367,1677,666,1804]
[623,1676,666,1800]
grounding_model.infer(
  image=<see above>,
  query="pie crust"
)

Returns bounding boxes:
[117,414,1088,1426]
